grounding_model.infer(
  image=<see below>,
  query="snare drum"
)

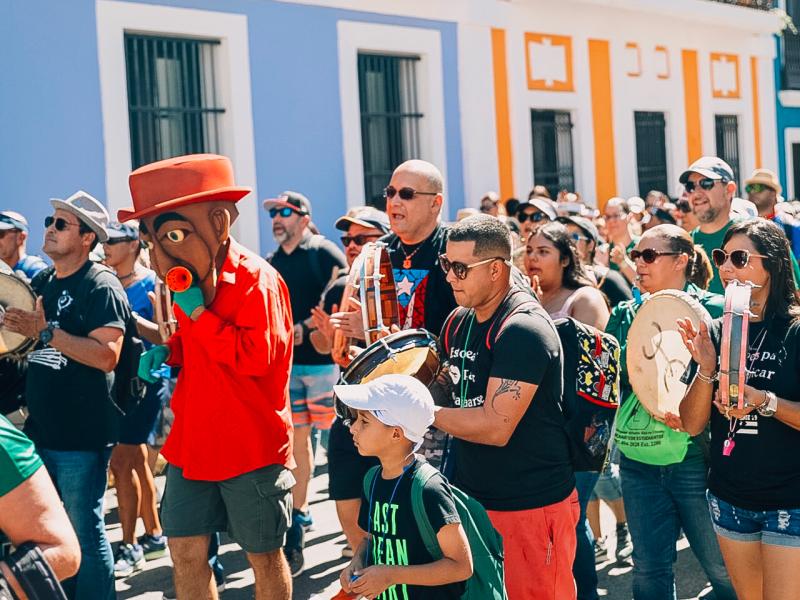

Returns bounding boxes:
[340,329,440,386]
[626,289,710,419]
[0,272,37,359]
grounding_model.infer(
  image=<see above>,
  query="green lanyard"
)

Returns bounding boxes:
[459,311,477,408]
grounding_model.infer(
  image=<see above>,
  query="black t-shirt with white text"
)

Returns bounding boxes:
[25,261,129,451]
[382,226,456,335]
[441,288,575,511]
[269,233,347,364]
[709,317,800,510]
[357,458,463,600]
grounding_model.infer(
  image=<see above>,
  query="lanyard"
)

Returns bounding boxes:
[459,312,477,408]
[365,461,414,568]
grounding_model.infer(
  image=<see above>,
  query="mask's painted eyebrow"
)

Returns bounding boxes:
[154,212,190,233]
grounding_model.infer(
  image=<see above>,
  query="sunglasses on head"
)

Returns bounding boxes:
[438,254,508,280]
[745,183,772,194]
[711,248,768,269]
[341,233,381,247]
[383,186,438,201]
[684,178,723,193]
[629,248,682,263]
[517,211,547,224]
[269,207,302,219]
[44,216,80,231]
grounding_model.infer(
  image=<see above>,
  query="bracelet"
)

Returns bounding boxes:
[695,370,718,384]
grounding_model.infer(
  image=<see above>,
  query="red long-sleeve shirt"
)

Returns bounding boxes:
[162,239,294,481]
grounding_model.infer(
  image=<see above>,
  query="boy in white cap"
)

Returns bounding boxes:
[335,374,472,599]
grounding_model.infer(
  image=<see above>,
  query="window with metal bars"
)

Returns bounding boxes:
[634,111,669,197]
[531,110,575,199]
[715,115,740,187]
[124,34,224,169]
[357,53,423,210]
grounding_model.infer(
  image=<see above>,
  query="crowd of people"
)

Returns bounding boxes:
[0,150,799,600]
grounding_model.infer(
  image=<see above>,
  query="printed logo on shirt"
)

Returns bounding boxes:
[370,500,411,600]
[56,290,74,316]
[447,345,483,407]
[27,347,68,370]
[737,338,784,434]
[394,269,429,329]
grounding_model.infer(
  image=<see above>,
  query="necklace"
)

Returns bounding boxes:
[117,271,135,281]
[723,324,768,457]
[399,242,423,269]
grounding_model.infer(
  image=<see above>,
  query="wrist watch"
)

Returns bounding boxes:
[757,391,778,417]
[38,322,55,346]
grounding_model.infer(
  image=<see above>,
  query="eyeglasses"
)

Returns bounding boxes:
[383,186,438,201]
[517,211,547,224]
[269,207,303,219]
[684,178,722,193]
[603,213,623,222]
[438,254,509,280]
[44,216,80,231]
[341,234,382,247]
[569,233,589,243]
[629,248,682,263]
[745,183,772,194]
[711,248,768,269]
[104,238,137,246]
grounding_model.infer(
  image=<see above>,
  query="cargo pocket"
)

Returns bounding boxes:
[255,468,295,541]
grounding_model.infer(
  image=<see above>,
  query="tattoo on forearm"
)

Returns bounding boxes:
[489,378,522,423]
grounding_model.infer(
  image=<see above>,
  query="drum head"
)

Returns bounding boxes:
[342,329,439,386]
[0,273,36,357]
[626,290,710,419]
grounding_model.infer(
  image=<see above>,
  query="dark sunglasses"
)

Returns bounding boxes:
[711,248,768,269]
[629,248,682,263]
[676,200,692,214]
[438,254,508,280]
[341,234,381,247]
[383,186,438,201]
[44,216,80,231]
[745,183,772,194]
[684,178,722,193]
[269,207,303,219]
[104,237,137,246]
[517,211,547,224]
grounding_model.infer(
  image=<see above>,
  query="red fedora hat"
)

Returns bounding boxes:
[118,154,251,223]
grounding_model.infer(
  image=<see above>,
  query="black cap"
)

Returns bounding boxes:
[263,191,312,216]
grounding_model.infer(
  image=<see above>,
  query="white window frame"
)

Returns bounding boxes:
[337,20,448,214]
[95,0,259,251]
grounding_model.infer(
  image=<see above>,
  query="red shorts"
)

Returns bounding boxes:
[487,489,579,600]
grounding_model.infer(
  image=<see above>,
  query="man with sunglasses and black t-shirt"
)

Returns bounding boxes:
[681,156,739,294]
[433,214,577,600]
[517,193,557,241]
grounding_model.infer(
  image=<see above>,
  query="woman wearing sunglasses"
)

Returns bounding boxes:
[679,218,800,600]
[605,224,737,600]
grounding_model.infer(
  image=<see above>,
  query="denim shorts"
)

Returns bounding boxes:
[707,490,800,547]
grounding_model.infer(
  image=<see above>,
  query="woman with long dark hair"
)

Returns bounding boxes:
[680,218,800,599]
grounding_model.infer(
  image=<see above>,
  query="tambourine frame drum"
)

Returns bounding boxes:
[626,289,711,420]
[334,329,440,421]
[0,272,37,360]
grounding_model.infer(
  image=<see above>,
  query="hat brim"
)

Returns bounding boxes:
[50,199,109,243]
[678,168,724,184]
[519,199,557,220]
[118,186,252,223]
[0,222,18,231]
[262,199,309,214]
[334,215,388,233]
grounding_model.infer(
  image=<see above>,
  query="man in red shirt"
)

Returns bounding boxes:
[119,154,295,600]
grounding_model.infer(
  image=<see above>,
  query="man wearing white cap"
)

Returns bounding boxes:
[334,375,472,600]
[0,211,47,280]
[3,190,129,600]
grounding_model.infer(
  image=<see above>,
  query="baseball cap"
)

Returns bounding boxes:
[0,211,29,232]
[262,191,312,216]
[731,197,758,219]
[333,374,435,451]
[106,221,139,241]
[335,206,390,233]
[557,216,599,244]
[518,197,557,220]
[679,156,735,184]
[744,168,782,196]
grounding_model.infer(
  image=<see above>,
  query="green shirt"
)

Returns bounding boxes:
[691,220,737,295]
[606,283,724,463]
[609,238,639,272]
[0,414,43,497]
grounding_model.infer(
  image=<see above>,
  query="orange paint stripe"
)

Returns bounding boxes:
[587,39,616,209]
[491,28,514,201]
[751,56,762,168]
[682,49,703,163]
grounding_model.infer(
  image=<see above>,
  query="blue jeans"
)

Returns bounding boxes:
[574,471,601,600]
[39,447,115,600]
[620,454,735,600]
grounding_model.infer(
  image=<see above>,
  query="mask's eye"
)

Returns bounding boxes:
[166,229,186,243]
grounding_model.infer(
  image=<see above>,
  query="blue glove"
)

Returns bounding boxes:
[138,345,170,384]
[173,286,205,318]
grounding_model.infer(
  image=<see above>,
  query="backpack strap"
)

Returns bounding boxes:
[442,308,470,356]
[485,291,539,350]
[410,462,444,560]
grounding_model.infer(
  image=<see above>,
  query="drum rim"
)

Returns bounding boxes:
[342,328,438,380]
[0,272,37,358]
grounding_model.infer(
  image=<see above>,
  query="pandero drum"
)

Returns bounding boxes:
[626,289,710,420]
[0,272,37,359]
[720,280,754,410]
